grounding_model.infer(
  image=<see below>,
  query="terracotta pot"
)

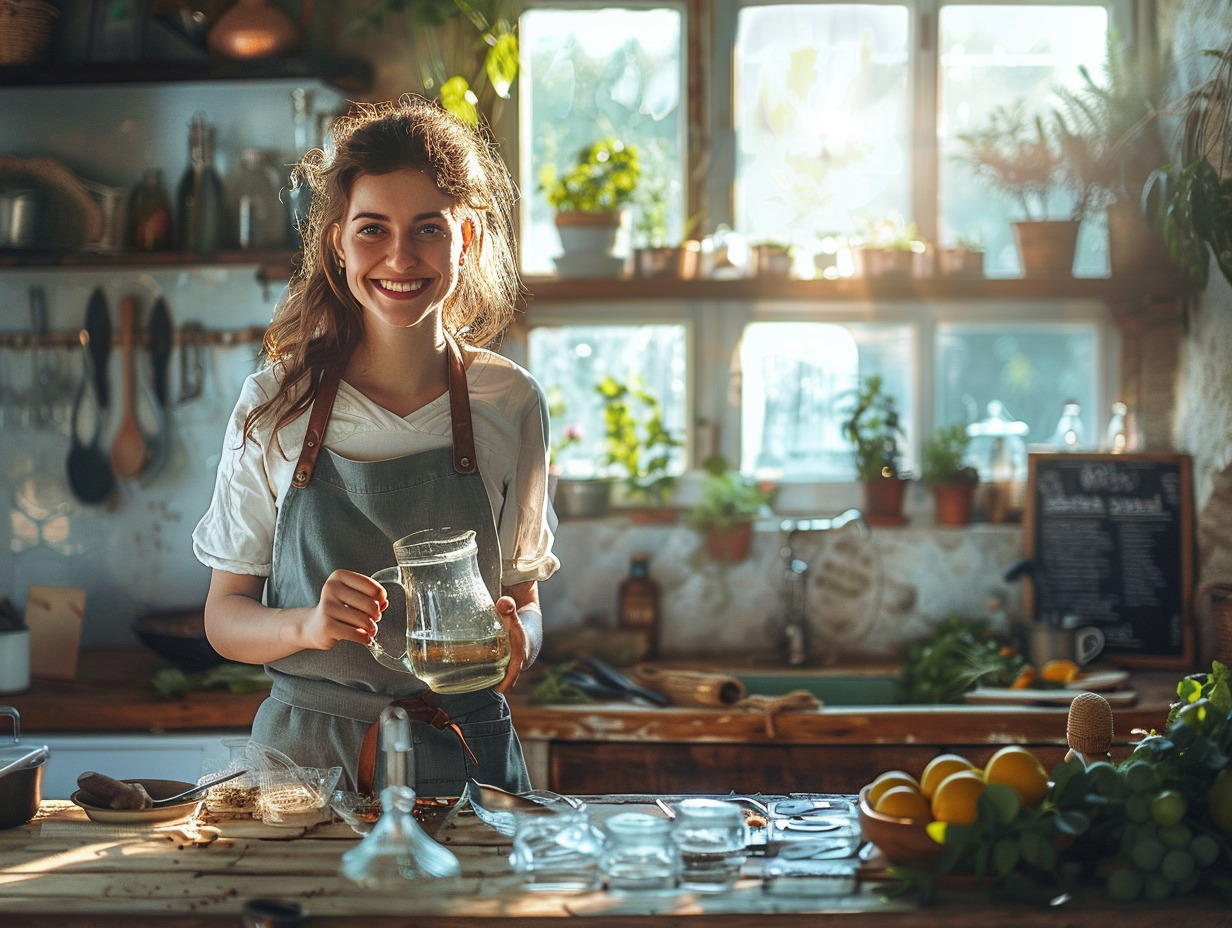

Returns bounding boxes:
[937,247,984,279]
[854,247,913,280]
[1107,202,1170,276]
[1012,220,1079,278]
[703,521,754,563]
[861,475,909,526]
[931,482,976,526]
[627,506,679,525]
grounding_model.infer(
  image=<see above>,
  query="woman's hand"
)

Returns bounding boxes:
[494,581,542,694]
[303,569,388,651]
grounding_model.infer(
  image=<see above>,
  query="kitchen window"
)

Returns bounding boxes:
[518,2,1131,497]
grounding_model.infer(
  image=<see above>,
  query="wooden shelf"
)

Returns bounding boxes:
[0,56,372,92]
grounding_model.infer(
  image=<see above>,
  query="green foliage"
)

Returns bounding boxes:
[540,138,642,214]
[687,455,778,531]
[345,0,519,126]
[954,100,1097,222]
[840,374,905,480]
[595,375,681,505]
[893,615,1025,704]
[150,664,272,700]
[920,424,979,486]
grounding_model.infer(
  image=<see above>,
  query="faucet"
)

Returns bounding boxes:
[776,509,870,666]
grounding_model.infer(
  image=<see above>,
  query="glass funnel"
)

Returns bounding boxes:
[339,785,461,887]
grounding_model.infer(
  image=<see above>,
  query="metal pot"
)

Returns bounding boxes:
[0,187,41,249]
[0,707,47,829]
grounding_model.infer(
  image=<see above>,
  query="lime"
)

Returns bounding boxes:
[1208,767,1232,836]
[1160,848,1195,884]
[1130,836,1165,871]
[1151,790,1188,828]
[1158,821,1192,850]
[1190,833,1221,869]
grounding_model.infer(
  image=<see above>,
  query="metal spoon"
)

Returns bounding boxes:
[151,769,247,808]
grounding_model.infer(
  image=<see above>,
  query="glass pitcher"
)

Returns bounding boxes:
[368,528,511,694]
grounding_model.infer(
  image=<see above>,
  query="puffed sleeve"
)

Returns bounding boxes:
[191,373,279,576]
[499,374,560,586]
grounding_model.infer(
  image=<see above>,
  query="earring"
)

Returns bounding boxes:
[334,254,345,272]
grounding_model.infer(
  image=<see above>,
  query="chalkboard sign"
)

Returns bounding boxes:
[1023,453,1195,669]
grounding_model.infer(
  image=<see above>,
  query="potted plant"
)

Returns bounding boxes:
[596,374,682,522]
[920,424,980,526]
[1052,33,1173,276]
[539,136,642,278]
[751,240,794,278]
[851,215,925,280]
[954,100,1099,277]
[937,234,985,279]
[686,455,778,563]
[841,374,909,525]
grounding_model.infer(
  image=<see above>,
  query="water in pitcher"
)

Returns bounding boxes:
[409,628,510,693]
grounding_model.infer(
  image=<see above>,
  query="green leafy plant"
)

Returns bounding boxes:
[840,374,905,480]
[345,1,519,127]
[856,214,923,251]
[955,100,1100,222]
[920,424,980,486]
[687,455,777,531]
[596,374,681,505]
[1143,46,1232,291]
[893,616,1025,704]
[540,137,642,215]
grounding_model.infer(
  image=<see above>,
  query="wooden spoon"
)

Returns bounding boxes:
[109,296,149,481]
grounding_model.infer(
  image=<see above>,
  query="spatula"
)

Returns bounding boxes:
[110,296,150,481]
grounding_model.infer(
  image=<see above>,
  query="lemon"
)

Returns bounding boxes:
[930,769,986,825]
[1040,659,1082,684]
[874,784,931,821]
[983,745,1050,806]
[919,753,977,799]
[867,770,922,808]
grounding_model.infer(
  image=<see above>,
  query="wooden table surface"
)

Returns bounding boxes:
[3,795,1231,928]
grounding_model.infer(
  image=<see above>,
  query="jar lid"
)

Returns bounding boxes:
[675,797,743,824]
[604,811,671,835]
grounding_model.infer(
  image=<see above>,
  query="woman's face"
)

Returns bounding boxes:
[331,168,471,331]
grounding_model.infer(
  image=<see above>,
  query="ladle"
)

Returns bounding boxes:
[110,296,149,481]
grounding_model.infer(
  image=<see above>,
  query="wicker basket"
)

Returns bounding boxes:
[0,0,59,65]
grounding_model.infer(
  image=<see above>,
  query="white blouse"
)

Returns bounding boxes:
[192,349,560,588]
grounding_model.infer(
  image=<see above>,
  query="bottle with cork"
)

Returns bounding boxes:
[618,553,661,659]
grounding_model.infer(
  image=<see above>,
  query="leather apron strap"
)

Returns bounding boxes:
[445,333,478,475]
[356,694,478,798]
[291,366,342,489]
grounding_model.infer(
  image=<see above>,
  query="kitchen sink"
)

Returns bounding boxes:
[732,671,900,705]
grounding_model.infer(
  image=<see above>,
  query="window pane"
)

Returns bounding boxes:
[733,3,911,253]
[528,324,688,478]
[520,7,685,275]
[939,5,1110,277]
[740,321,914,480]
[935,322,1099,481]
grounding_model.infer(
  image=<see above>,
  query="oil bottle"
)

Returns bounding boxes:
[618,553,661,658]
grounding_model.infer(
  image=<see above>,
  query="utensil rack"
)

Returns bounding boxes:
[0,324,266,351]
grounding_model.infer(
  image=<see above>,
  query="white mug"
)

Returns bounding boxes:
[1029,622,1104,667]
[0,628,31,694]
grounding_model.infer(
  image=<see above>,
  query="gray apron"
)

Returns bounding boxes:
[251,336,530,796]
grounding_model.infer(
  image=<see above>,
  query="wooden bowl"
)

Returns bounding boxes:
[857,786,946,867]
[132,608,227,673]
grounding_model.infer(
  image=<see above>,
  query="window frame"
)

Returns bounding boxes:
[508,0,1138,502]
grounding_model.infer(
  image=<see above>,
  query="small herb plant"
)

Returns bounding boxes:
[596,375,681,505]
[687,455,778,531]
[540,138,642,215]
[857,215,924,251]
[841,375,906,480]
[920,424,980,486]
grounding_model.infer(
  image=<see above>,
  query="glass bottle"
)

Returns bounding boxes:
[1048,399,1085,451]
[285,87,316,247]
[618,553,661,658]
[176,112,229,254]
[1104,401,1129,453]
[126,168,173,252]
[231,148,286,249]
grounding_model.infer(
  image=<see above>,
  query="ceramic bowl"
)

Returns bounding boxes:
[71,778,199,824]
[132,608,227,673]
[857,786,946,867]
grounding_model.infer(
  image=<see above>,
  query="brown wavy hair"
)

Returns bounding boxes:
[243,95,523,451]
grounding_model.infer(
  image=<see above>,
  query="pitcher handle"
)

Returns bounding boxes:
[367,567,411,673]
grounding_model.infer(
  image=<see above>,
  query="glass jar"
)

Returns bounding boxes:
[600,811,678,891]
[670,798,747,892]
[509,801,603,892]
[231,148,286,249]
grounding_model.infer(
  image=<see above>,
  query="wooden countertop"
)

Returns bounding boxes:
[3,649,1177,749]
[3,797,1229,927]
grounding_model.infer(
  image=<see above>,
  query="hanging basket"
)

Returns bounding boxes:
[0,0,59,65]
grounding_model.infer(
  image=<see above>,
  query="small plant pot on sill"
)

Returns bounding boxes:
[626,505,679,525]
[553,477,616,518]
[937,247,984,279]
[553,211,628,279]
[853,247,914,280]
[930,481,977,526]
[861,475,909,526]
[1012,220,1079,278]
[702,521,755,563]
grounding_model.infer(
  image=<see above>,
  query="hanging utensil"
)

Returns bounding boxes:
[142,297,174,481]
[27,286,51,428]
[110,296,150,481]
[65,291,115,505]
